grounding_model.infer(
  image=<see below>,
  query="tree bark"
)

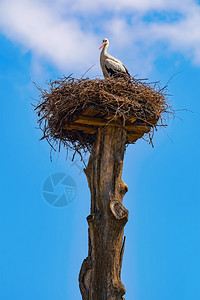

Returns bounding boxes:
[79,126,129,300]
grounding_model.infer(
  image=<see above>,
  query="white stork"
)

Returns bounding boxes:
[99,38,130,78]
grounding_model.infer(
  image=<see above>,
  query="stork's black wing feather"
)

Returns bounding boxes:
[105,59,130,78]
[123,65,130,76]
[105,65,119,77]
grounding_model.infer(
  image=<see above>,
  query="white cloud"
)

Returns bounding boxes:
[0,0,98,73]
[54,0,193,14]
[148,7,200,63]
[0,0,200,75]
[101,1,200,71]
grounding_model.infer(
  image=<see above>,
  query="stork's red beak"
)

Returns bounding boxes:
[99,42,105,50]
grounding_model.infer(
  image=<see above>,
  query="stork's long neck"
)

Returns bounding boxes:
[102,43,109,55]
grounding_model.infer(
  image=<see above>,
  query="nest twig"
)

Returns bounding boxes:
[34,75,172,154]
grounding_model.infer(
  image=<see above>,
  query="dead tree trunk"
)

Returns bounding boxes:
[79,126,129,300]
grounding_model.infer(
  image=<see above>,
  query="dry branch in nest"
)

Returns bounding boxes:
[34,75,171,154]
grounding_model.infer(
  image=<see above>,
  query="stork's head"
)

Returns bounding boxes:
[99,38,109,49]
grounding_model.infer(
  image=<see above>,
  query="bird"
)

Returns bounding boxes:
[99,38,130,78]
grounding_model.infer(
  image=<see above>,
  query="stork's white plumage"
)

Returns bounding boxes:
[99,38,130,78]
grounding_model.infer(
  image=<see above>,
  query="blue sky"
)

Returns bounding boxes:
[1,0,200,299]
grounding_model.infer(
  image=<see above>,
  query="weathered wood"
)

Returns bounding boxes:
[63,124,97,134]
[74,115,113,126]
[127,132,144,143]
[82,107,137,124]
[105,115,119,120]
[83,107,100,117]
[124,124,150,132]
[79,126,128,300]
[128,117,137,123]
[74,115,150,132]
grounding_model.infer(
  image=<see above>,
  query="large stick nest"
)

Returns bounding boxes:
[34,75,171,154]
